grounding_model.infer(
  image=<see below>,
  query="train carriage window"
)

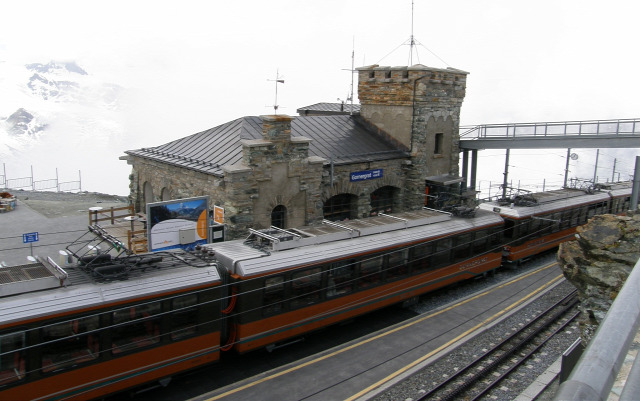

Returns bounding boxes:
[571,208,581,227]
[264,276,285,315]
[171,294,199,340]
[0,332,25,385]
[587,204,597,219]
[40,316,99,373]
[504,219,515,239]
[359,254,383,288]
[560,210,572,230]
[529,218,541,239]
[551,212,562,233]
[410,242,432,273]
[290,268,322,309]
[111,303,161,354]
[432,238,452,268]
[472,230,488,254]
[489,227,503,250]
[386,249,409,281]
[327,260,355,297]
[453,233,472,262]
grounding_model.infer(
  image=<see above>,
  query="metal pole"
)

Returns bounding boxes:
[564,148,571,188]
[502,149,510,200]
[56,168,59,192]
[612,158,617,182]
[630,156,640,211]
[470,150,478,191]
[592,149,599,185]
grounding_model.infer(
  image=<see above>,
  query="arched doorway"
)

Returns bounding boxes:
[370,186,397,216]
[323,193,357,221]
[271,205,286,229]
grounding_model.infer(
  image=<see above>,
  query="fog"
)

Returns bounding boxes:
[1,1,639,196]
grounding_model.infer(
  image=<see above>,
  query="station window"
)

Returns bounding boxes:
[0,332,25,385]
[171,294,199,340]
[290,268,322,309]
[271,205,286,229]
[263,276,285,315]
[324,193,357,222]
[40,316,99,373]
[327,260,355,297]
[370,186,396,216]
[434,133,444,155]
[111,303,161,354]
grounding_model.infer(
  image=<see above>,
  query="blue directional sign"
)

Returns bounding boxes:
[22,232,39,243]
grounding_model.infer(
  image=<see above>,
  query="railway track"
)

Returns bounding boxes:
[417,289,579,401]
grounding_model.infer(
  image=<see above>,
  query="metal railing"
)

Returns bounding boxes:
[553,256,640,400]
[461,118,640,139]
[0,164,81,192]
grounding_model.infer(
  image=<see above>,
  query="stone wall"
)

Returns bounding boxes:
[558,213,640,342]
[357,64,467,210]
[127,157,223,213]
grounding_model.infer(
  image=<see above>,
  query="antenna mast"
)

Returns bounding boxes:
[409,0,416,65]
[341,37,356,115]
[267,70,285,114]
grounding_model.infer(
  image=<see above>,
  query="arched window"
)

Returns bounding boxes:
[370,186,396,216]
[324,194,357,221]
[161,187,171,201]
[271,205,286,229]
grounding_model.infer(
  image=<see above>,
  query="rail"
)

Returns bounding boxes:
[553,257,640,401]
[460,118,640,139]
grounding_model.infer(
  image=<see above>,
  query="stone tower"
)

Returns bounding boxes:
[357,64,468,208]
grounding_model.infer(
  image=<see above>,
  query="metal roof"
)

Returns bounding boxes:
[296,102,361,115]
[205,209,504,277]
[125,115,407,176]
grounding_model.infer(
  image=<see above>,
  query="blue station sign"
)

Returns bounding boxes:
[22,232,39,243]
[350,169,383,182]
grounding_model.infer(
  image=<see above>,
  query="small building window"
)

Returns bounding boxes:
[324,194,357,221]
[385,70,391,79]
[370,186,396,216]
[271,205,286,229]
[434,133,444,155]
[402,70,409,79]
[369,71,375,79]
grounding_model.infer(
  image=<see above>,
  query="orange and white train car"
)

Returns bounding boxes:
[204,208,504,354]
[0,251,223,400]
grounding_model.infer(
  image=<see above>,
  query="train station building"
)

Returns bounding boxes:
[121,64,469,239]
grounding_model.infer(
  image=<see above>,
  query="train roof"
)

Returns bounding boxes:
[205,209,503,277]
[0,250,221,327]
[477,183,633,219]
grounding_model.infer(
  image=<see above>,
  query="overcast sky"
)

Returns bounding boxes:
[1,0,639,195]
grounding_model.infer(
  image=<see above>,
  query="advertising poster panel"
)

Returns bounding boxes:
[146,196,208,252]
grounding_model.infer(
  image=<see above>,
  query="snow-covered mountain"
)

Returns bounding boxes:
[0,60,130,195]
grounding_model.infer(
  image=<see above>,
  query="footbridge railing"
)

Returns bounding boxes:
[460,118,640,149]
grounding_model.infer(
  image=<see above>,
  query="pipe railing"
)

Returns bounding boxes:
[460,118,640,139]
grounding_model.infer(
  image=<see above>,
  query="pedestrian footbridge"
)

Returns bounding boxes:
[460,118,640,149]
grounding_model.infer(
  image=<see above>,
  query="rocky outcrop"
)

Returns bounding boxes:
[558,213,640,342]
